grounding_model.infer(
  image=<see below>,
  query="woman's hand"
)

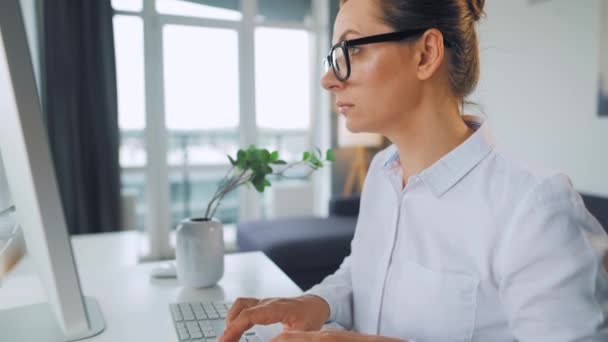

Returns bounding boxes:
[269,330,408,342]
[219,295,330,342]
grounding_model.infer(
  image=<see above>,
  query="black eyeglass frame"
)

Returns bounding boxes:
[325,29,451,81]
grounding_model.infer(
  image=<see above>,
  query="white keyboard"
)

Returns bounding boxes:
[170,301,261,342]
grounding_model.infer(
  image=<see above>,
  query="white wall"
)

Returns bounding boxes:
[470,0,608,196]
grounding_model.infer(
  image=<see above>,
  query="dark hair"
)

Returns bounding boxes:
[376,0,486,102]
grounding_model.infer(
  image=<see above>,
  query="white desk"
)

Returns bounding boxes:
[0,232,302,341]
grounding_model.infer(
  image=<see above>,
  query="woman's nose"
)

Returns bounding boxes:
[321,68,343,91]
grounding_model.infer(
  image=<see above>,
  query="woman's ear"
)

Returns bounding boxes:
[415,29,446,81]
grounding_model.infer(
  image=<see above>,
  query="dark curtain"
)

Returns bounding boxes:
[43,0,121,234]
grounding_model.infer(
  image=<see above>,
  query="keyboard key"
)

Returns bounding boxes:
[171,301,261,342]
[180,304,196,321]
[170,304,183,321]
[176,322,189,340]
[194,309,208,320]
[198,321,212,331]
[187,321,202,338]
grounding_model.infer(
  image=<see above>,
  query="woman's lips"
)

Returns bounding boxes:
[336,102,354,114]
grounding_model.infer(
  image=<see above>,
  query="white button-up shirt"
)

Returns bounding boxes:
[307,116,608,341]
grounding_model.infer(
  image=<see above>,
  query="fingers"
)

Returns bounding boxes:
[222,301,288,342]
[226,298,260,326]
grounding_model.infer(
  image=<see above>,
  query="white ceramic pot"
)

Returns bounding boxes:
[176,218,224,288]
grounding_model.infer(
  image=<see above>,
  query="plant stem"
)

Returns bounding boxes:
[204,165,239,218]
[208,169,252,219]
[272,160,314,178]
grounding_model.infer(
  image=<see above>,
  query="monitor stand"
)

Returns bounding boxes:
[0,296,105,342]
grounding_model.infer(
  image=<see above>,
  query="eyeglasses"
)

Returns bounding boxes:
[324,29,451,82]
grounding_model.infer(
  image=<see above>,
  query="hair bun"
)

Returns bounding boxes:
[466,0,485,21]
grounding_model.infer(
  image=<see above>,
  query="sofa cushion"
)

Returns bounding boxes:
[329,195,360,217]
[237,216,356,272]
[581,193,608,233]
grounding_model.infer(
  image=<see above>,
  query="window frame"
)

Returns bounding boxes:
[112,0,331,260]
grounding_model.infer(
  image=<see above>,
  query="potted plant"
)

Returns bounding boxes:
[176,145,334,288]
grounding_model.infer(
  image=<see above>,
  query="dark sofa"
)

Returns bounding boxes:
[237,193,608,291]
[237,196,359,290]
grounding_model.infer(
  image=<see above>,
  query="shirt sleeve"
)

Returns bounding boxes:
[304,254,354,330]
[498,173,608,341]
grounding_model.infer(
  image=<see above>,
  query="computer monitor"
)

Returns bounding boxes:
[0,0,105,341]
[0,150,11,212]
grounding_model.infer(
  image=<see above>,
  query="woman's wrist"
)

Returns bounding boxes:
[299,294,331,322]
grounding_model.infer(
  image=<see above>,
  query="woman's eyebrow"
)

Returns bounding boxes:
[335,28,361,43]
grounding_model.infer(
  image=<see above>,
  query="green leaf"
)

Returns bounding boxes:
[264,179,271,187]
[228,155,237,166]
[271,160,287,165]
[270,151,279,161]
[261,149,270,162]
[326,149,336,162]
[316,147,322,158]
[237,149,246,162]
[247,148,257,162]
[252,177,265,192]
[303,151,311,161]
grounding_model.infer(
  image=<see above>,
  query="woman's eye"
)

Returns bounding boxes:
[348,46,360,56]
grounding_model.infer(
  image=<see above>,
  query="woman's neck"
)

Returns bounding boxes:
[387,105,474,185]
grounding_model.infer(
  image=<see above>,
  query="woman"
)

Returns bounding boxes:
[221,0,608,341]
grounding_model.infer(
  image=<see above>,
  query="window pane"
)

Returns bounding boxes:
[113,15,146,230]
[257,0,311,22]
[258,130,308,165]
[156,0,241,21]
[255,28,310,162]
[121,167,147,231]
[163,25,241,223]
[163,25,240,132]
[112,0,143,12]
[114,16,145,133]
[255,28,310,130]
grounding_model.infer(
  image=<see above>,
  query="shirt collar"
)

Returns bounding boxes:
[383,115,495,197]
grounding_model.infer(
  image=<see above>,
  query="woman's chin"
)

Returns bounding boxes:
[345,120,365,134]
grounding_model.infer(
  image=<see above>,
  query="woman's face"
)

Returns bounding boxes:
[322,0,422,136]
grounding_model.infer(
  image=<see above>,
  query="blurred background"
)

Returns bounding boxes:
[1,0,607,287]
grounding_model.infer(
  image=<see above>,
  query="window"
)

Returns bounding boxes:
[112,0,328,241]
[113,14,147,229]
[156,0,241,21]
[112,0,143,12]
[255,27,311,162]
[163,25,241,223]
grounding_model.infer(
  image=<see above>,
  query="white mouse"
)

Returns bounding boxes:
[150,262,177,279]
